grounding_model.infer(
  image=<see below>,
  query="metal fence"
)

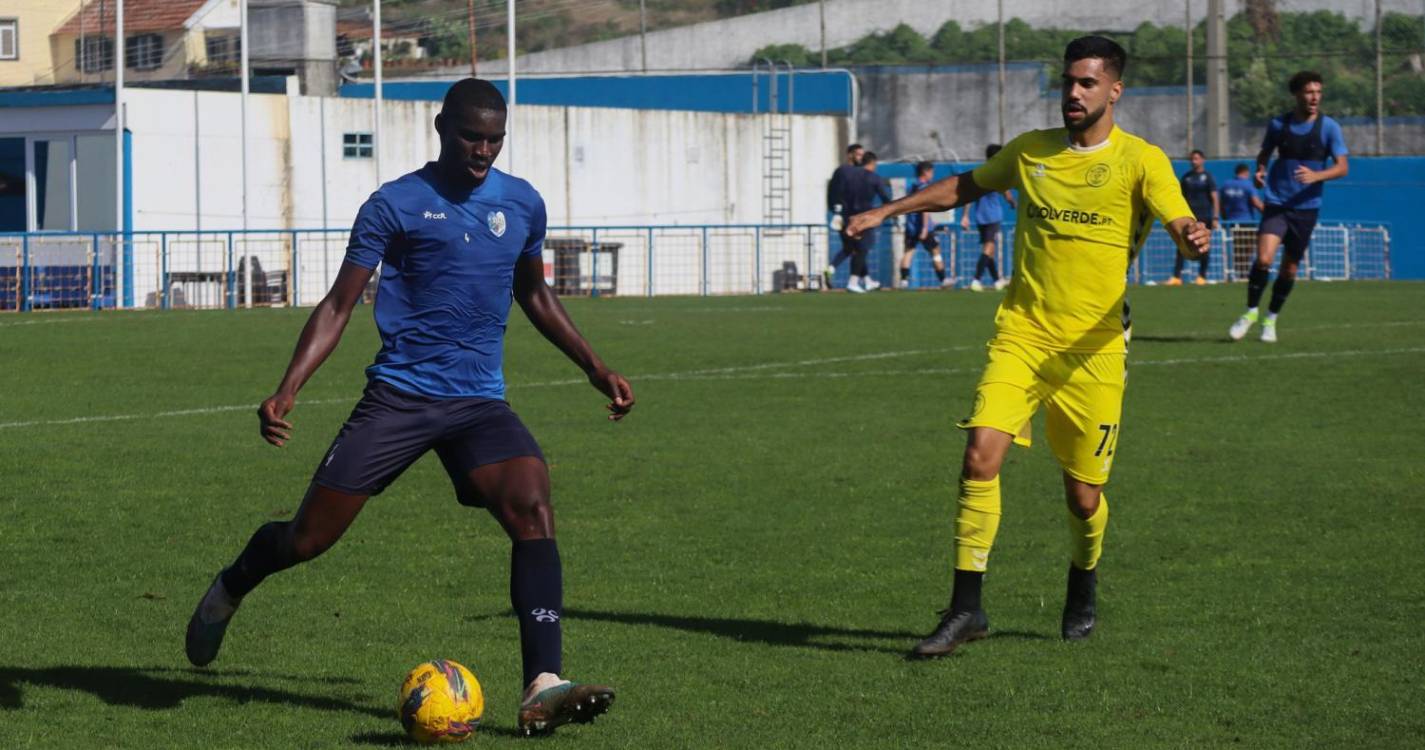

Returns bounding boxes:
[0,221,1391,312]
[0,225,829,312]
[871,221,1391,290]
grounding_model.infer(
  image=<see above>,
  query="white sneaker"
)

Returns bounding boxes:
[1229,309,1258,341]
[897,278,910,289]
[940,277,955,289]
[863,277,882,291]
[1260,318,1277,343]
[969,279,984,292]
[846,277,865,293]
[994,278,1010,290]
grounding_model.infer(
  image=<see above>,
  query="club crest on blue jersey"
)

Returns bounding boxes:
[488,211,506,237]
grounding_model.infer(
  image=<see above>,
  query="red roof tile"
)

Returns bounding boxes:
[55,0,210,37]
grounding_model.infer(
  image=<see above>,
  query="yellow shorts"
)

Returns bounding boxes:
[956,338,1126,485]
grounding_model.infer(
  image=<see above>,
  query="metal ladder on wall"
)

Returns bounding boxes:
[753,60,795,225]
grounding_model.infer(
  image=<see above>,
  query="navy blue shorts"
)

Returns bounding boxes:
[837,229,863,254]
[1259,206,1318,262]
[978,223,1001,245]
[312,380,544,500]
[903,230,939,251]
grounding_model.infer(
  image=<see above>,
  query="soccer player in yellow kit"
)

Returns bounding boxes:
[847,36,1211,657]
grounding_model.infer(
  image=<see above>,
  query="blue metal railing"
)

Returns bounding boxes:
[0,224,829,311]
[0,219,1390,312]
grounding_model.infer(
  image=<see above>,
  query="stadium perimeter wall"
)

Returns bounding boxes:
[477,0,1413,75]
[126,89,842,230]
[855,64,1425,161]
[4,88,843,234]
[878,156,1425,280]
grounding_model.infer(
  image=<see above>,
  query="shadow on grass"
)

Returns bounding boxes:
[983,629,1056,642]
[1131,334,1232,343]
[0,665,386,719]
[351,725,524,746]
[540,608,922,655]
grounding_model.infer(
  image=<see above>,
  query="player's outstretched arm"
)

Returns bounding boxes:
[513,254,634,421]
[258,261,374,446]
[1166,217,1212,261]
[846,172,990,238]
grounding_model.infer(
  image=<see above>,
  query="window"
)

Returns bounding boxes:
[343,133,373,159]
[205,32,240,64]
[127,33,163,71]
[0,19,17,61]
[75,36,114,73]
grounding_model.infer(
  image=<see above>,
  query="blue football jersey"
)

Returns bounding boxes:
[344,164,546,400]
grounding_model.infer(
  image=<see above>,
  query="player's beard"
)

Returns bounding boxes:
[1062,101,1107,132]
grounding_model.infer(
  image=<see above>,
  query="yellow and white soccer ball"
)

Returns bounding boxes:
[397,659,485,744]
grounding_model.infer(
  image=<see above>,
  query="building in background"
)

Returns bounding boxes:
[47,0,241,86]
[0,1,85,88]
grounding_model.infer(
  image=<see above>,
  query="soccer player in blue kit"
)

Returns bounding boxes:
[897,161,951,289]
[960,144,1015,292]
[185,79,632,736]
[1229,70,1348,343]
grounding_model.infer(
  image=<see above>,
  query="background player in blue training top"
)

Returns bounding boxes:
[897,161,951,289]
[1219,162,1265,278]
[1220,162,1264,223]
[960,144,1016,291]
[184,79,633,737]
[1167,149,1218,285]
[1230,70,1348,343]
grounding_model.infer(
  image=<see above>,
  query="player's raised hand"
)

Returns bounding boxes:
[1182,220,1212,259]
[589,368,634,421]
[844,210,884,239]
[258,392,295,446]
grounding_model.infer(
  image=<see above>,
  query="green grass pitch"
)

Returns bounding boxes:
[2,281,1423,748]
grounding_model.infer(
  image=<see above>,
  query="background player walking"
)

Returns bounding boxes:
[848,36,1210,658]
[960,144,1016,291]
[184,79,632,736]
[1229,71,1349,343]
[897,161,952,289]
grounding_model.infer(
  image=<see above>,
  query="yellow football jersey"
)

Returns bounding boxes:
[971,125,1193,353]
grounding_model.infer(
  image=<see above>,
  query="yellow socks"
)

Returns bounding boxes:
[954,476,1002,572]
[1068,494,1109,570]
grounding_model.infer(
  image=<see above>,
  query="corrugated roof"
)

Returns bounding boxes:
[54,0,209,37]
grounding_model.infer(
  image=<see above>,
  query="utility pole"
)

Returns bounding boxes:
[820,0,827,68]
[997,0,1005,144]
[475,0,487,76]
[374,0,384,184]
[115,0,125,307]
[1205,0,1229,157]
[507,0,516,174]
[1376,0,1385,154]
[1185,0,1194,155]
[639,0,647,73]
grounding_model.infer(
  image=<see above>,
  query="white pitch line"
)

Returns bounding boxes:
[0,317,105,329]
[3,345,1422,431]
[0,349,953,430]
[633,345,1425,382]
[0,398,352,431]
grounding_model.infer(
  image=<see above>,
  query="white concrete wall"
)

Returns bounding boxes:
[477,0,1417,75]
[109,89,843,302]
[122,89,842,233]
[126,88,292,231]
